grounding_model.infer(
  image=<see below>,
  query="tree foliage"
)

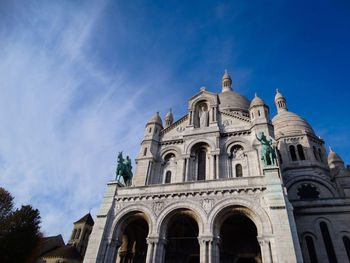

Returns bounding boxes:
[0,187,42,263]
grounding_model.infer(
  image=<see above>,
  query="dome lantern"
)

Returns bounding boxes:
[221,69,232,93]
[164,108,174,128]
[275,89,288,113]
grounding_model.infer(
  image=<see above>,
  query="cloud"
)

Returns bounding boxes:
[0,0,168,241]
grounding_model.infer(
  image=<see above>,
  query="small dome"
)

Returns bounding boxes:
[328,147,344,164]
[222,69,231,82]
[250,93,265,108]
[218,91,251,111]
[165,108,173,121]
[272,111,315,136]
[275,89,285,102]
[148,112,163,126]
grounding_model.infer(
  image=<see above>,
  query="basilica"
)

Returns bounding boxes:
[84,70,350,263]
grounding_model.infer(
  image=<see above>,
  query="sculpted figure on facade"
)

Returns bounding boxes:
[256,132,276,166]
[115,152,133,186]
[199,106,208,127]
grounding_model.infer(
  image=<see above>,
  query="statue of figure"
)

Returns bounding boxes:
[115,152,133,186]
[199,106,208,128]
[255,132,276,166]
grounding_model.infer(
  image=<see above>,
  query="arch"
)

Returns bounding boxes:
[319,221,337,262]
[286,176,338,199]
[159,145,181,161]
[188,96,216,110]
[185,138,216,155]
[225,137,252,154]
[157,201,206,238]
[208,197,273,237]
[305,235,318,263]
[110,205,155,240]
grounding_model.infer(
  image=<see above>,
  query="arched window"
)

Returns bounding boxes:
[297,144,305,160]
[197,148,206,180]
[165,171,171,183]
[76,228,81,239]
[143,147,147,156]
[343,236,350,261]
[305,236,318,263]
[289,145,297,161]
[320,222,337,263]
[258,110,261,116]
[71,229,77,240]
[236,164,243,177]
[313,146,319,161]
[318,148,323,162]
[149,127,152,133]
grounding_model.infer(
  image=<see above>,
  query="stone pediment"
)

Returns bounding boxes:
[160,114,188,138]
[219,110,251,132]
[187,88,218,109]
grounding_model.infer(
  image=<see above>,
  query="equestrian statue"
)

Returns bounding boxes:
[115,152,133,186]
[256,132,276,166]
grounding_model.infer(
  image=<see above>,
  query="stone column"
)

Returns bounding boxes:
[215,154,219,179]
[145,238,155,263]
[185,157,190,181]
[153,238,167,263]
[210,154,215,180]
[257,236,272,263]
[211,237,220,263]
[198,237,208,263]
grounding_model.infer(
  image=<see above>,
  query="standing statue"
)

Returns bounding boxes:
[199,106,208,128]
[115,152,133,186]
[256,132,276,166]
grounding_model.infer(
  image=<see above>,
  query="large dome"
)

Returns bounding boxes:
[272,111,315,136]
[218,91,251,111]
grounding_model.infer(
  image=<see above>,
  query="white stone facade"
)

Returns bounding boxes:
[84,71,350,263]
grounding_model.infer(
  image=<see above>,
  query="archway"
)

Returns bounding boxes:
[220,214,261,263]
[164,210,200,263]
[116,214,149,263]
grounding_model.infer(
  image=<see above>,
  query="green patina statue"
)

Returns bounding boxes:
[256,132,276,166]
[116,152,133,186]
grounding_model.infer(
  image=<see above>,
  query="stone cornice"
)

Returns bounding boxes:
[219,110,251,123]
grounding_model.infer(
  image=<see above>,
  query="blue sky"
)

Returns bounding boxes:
[0,0,349,241]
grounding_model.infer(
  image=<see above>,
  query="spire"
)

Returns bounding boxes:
[275,89,287,113]
[164,108,174,128]
[221,69,232,92]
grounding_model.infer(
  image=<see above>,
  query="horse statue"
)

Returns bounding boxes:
[256,132,276,166]
[115,152,133,186]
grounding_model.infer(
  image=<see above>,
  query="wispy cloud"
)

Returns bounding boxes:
[0,0,168,241]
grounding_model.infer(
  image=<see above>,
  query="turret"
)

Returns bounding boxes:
[143,112,163,142]
[164,108,174,128]
[275,89,287,113]
[249,93,270,124]
[221,69,232,92]
[328,147,345,169]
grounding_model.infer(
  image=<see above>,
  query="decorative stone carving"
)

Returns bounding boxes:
[199,106,208,127]
[152,201,165,215]
[200,198,214,213]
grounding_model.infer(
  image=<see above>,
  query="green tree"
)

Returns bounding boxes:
[0,188,42,263]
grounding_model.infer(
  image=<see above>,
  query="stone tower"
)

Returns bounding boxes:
[84,71,350,263]
[68,213,94,258]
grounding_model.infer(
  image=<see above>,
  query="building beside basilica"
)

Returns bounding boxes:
[84,71,350,263]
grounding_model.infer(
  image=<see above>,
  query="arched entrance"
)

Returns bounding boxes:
[220,214,261,263]
[164,210,200,263]
[115,213,149,263]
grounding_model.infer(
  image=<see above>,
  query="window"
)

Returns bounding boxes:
[236,164,243,177]
[318,148,323,162]
[165,171,171,183]
[258,110,260,116]
[343,236,350,261]
[289,145,297,161]
[143,148,147,156]
[197,148,206,180]
[320,222,337,263]
[149,127,152,133]
[297,144,305,160]
[305,236,318,263]
[76,228,81,239]
[297,184,320,199]
[71,229,77,240]
[251,112,254,119]
[313,146,319,161]
[83,229,88,240]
